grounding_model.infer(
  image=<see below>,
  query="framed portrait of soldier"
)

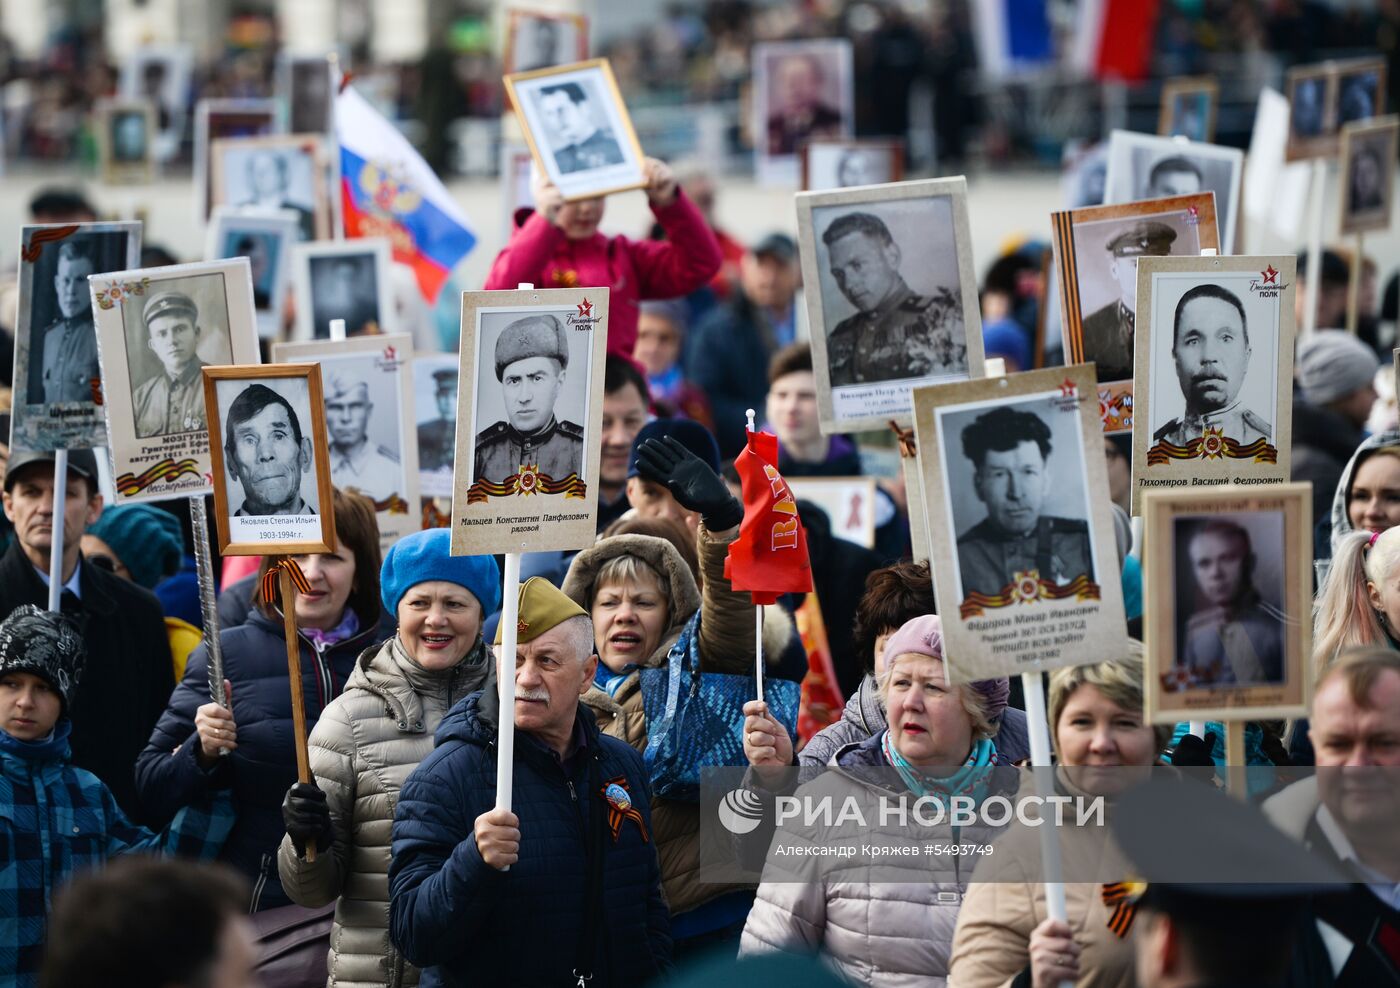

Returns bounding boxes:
[911,364,1128,682]
[505,59,645,202]
[752,39,854,187]
[500,143,536,239]
[1141,484,1312,722]
[95,98,156,185]
[796,177,985,434]
[1339,116,1398,236]
[788,476,877,548]
[194,99,281,223]
[203,363,335,555]
[414,353,461,525]
[276,53,336,135]
[274,334,419,551]
[210,134,330,242]
[204,207,300,339]
[1129,255,1297,513]
[451,287,608,555]
[291,238,394,340]
[90,258,260,503]
[800,139,904,192]
[1102,130,1243,252]
[117,45,193,163]
[504,9,588,75]
[1062,140,1108,208]
[10,222,142,451]
[1051,192,1220,432]
[1157,77,1217,143]
[1286,57,1388,161]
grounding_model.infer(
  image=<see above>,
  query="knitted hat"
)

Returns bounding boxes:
[1297,330,1380,405]
[627,418,720,478]
[87,505,184,589]
[881,614,1010,723]
[379,529,502,616]
[0,604,85,711]
[493,576,589,646]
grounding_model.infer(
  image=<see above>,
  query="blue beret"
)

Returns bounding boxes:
[380,529,502,616]
[627,418,720,478]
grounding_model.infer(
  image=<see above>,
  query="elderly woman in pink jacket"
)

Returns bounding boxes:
[739,615,1011,986]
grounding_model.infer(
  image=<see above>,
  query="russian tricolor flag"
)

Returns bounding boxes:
[972,0,1055,80]
[336,84,476,304]
[1071,0,1162,82]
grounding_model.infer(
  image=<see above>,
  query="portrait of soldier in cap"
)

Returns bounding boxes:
[1079,220,1177,382]
[223,382,317,517]
[821,210,965,387]
[132,291,209,439]
[418,367,458,474]
[954,405,1094,598]
[34,241,100,406]
[534,81,624,176]
[324,367,401,501]
[1153,283,1271,448]
[474,314,584,488]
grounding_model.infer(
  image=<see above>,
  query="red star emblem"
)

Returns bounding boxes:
[383,345,397,360]
[1059,378,1077,398]
[1262,265,1279,284]
[576,297,593,318]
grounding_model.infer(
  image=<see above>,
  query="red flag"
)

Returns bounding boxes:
[724,429,813,604]
[795,591,843,746]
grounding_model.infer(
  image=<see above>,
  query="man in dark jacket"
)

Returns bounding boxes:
[390,577,671,987]
[1292,331,1380,525]
[0,448,173,820]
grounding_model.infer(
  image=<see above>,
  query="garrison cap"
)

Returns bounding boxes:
[494,315,569,381]
[142,291,199,326]
[494,576,589,647]
[1104,221,1177,257]
[432,368,459,389]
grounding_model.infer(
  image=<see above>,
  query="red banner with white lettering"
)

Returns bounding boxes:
[724,429,813,604]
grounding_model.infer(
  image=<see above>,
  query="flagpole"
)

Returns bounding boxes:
[746,407,764,704]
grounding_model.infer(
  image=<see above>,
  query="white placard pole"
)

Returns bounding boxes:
[746,408,764,703]
[1023,671,1072,988]
[1188,720,1207,739]
[46,451,69,612]
[1304,159,1327,336]
[329,317,347,342]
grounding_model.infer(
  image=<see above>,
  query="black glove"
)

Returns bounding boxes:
[282,781,333,857]
[634,436,743,530]
[1170,731,1217,768]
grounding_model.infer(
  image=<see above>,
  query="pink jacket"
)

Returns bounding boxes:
[483,191,722,359]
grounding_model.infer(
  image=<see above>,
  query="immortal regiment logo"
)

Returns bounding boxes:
[565,297,600,330]
[373,343,401,372]
[1248,264,1289,298]
[116,458,202,496]
[466,462,587,503]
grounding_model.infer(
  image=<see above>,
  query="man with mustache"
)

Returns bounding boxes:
[224,383,316,516]
[132,292,209,439]
[822,211,964,388]
[1179,518,1283,687]
[1153,283,1271,448]
[955,406,1093,599]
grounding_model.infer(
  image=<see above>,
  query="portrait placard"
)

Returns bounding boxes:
[210,134,330,242]
[788,476,877,548]
[800,139,904,192]
[194,99,280,223]
[1129,255,1296,513]
[204,207,300,339]
[500,143,537,239]
[414,353,461,501]
[203,363,336,555]
[450,287,608,555]
[1339,115,1398,236]
[902,451,929,564]
[10,222,142,451]
[95,98,156,185]
[1142,484,1312,722]
[276,53,336,135]
[274,334,419,552]
[752,39,853,187]
[1157,76,1218,143]
[291,238,394,340]
[91,258,260,503]
[1102,130,1243,252]
[797,177,985,433]
[117,46,193,163]
[1286,57,1388,161]
[1051,192,1220,432]
[912,364,1128,683]
[504,9,588,75]
[505,59,645,202]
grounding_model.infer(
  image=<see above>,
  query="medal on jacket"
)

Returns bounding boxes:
[602,778,649,844]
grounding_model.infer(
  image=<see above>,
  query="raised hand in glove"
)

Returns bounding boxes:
[1170,731,1218,768]
[282,781,333,857]
[634,435,744,531]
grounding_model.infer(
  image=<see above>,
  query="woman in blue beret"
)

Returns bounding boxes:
[276,528,501,988]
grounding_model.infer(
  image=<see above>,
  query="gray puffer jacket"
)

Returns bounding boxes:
[277,636,492,988]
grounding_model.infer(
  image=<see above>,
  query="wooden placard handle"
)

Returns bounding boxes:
[280,563,317,862]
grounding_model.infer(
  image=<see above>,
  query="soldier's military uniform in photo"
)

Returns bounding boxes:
[1080,221,1177,382]
[958,517,1095,599]
[418,369,458,473]
[827,282,964,387]
[132,291,209,438]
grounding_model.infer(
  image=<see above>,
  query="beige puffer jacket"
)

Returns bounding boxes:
[562,526,794,918]
[277,636,492,988]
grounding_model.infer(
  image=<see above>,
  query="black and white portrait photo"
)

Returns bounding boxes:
[471,310,588,489]
[293,240,391,340]
[802,140,903,192]
[1170,513,1286,689]
[118,46,193,162]
[96,98,156,185]
[1336,66,1382,127]
[211,137,324,241]
[507,11,585,74]
[287,56,334,134]
[205,208,298,338]
[110,108,149,163]
[414,354,459,497]
[1340,119,1398,235]
[507,59,645,201]
[1290,73,1328,141]
[121,278,234,439]
[753,40,853,184]
[1159,79,1216,143]
[939,397,1096,601]
[195,99,280,220]
[1102,130,1243,251]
